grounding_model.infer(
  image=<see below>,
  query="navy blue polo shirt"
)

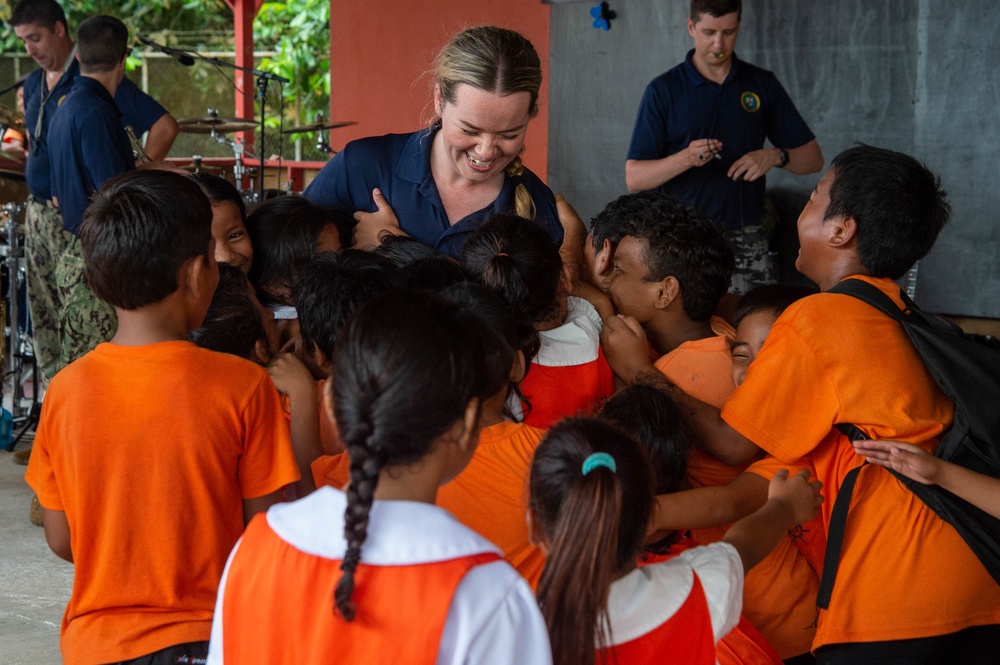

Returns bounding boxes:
[303,125,562,259]
[47,76,134,234]
[627,51,815,230]
[23,58,166,200]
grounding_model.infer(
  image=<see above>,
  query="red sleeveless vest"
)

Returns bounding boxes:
[600,574,716,665]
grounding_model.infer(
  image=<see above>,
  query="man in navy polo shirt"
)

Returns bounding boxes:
[625,0,823,294]
[9,0,179,384]
[44,15,134,372]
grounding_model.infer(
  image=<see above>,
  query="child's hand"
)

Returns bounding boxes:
[268,352,315,398]
[573,281,615,321]
[852,439,943,486]
[601,314,655,384]
[353,188,406,250]
[768,468,823,526]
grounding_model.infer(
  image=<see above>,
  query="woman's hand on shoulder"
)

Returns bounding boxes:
[352,187,408,249]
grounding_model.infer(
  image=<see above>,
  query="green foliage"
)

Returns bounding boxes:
[253,0,330,128]
[1,0,330,129]
[0,0,233,49]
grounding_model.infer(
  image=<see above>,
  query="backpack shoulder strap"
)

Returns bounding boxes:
[826,278,907,322]
[828,278,962,335]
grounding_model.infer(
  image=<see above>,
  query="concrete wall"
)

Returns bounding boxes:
[548,0,999,317]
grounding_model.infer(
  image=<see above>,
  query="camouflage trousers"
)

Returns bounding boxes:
[723,224,777,296]
[24,198,116,382]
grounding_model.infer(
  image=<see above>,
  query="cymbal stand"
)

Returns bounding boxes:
[0,202,40,451]
[208,123,259,203]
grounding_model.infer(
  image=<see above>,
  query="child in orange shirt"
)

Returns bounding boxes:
[604,145,1000,661]
[529,417,821,665]
[25,170,299,665]
[208,290,551,664]
[462,214,614,428]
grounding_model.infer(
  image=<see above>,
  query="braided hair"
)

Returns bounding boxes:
[329,289,509,620]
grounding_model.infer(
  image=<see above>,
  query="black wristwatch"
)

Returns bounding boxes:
[778,148,790,168]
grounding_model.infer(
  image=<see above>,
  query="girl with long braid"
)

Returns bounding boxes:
[207,290,551,664]
[303,25,563,259]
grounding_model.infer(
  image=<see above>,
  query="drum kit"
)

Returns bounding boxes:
[174,108,356,202]
[1,103,36,449]
[0,199,39,451]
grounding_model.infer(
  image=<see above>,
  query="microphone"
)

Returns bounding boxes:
[136,36,196,67]
[0,77,26,97]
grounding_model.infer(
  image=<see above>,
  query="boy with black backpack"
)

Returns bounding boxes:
[603,144,1000,662]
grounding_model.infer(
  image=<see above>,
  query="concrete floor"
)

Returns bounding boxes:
[0,440,71,665]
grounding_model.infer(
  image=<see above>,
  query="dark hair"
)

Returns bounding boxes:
[76,15,128,74]
[590,190,664,253]
[599,384,689,496]
[599,383,690,552]
[441,282,540,419]
[245,195,349,306]
[331,290,509,621]
[189,172,246,219]
[401,256,467,293]
[188,263,268,361]
[616,192,734,321]
[80,170,212,310]
[531,418,654,665]
[733,283,818,327]
[461,214,563,325]
[372,234,445,267]
[826,144,950,280]
[8,0,67,30]
[691,0,742,21]
[296,250,402,361]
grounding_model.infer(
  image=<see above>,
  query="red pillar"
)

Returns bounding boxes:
[223,0,262,124]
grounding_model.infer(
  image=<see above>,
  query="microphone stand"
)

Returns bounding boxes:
[137,36,290,199]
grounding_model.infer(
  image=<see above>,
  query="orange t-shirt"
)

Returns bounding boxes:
[655,317,818,658]
[723,275,1000,647]
[654,316,743,541]
[25,341,299,665]
[312,421,546,587]
[437,421,546,587]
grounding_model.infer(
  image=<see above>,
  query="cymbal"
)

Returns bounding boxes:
[0,106,25,131]
[282,120,357,134]
[178,116,257,134]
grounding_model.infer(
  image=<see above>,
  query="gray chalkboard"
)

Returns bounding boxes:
[548,0,999,317]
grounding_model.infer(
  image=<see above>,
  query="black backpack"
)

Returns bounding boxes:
[817,278,1000,609]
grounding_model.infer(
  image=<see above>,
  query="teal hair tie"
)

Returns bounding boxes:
[581,452,617,475]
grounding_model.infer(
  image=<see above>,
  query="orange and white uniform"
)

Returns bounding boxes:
[515,296,614,428]
[600,541,743,664]
[723,275,1000,648]
[207,487,551,664]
